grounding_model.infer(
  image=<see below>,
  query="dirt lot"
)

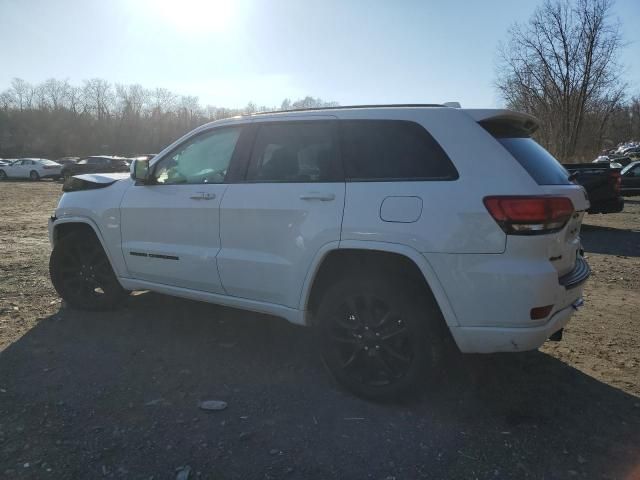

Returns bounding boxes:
[0,181,639,479]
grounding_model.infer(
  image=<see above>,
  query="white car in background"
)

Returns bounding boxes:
[0,158,63,181]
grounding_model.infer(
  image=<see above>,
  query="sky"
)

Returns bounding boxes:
[0,0,639,109]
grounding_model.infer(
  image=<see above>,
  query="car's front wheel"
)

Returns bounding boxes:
[316,273,444,401]
[49,230,128,310]
[0,170,7,180]
[29,170,40,181]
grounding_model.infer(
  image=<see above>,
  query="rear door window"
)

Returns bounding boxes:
[246,121,340,183]
[340,120,458,181]
[496,138,571,186]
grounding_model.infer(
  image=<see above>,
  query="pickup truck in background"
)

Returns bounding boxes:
[562,163,624,214]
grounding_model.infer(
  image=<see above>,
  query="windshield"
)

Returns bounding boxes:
[621,162,639,175]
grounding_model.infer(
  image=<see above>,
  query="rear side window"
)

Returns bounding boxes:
[247,121,339,183]
[496,138,570,186]
[340,120,457,181]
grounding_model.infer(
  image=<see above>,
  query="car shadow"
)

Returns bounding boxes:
[581,224,640,257]
[0,292,639,479]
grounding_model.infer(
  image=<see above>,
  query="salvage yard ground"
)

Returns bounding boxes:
[0,181,639,479]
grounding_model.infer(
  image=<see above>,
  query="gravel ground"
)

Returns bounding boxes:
[0,181,638,479]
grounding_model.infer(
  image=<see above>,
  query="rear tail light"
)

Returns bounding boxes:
[43,165,57,169]
[610,171,621,194]
[483,196,574,235]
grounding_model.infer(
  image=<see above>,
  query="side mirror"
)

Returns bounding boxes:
[131,159,150,183]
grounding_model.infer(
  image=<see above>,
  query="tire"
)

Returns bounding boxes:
[29,170,40,181]
[49,230,128,310]
[316,272,444,401]
[0,170,6,180]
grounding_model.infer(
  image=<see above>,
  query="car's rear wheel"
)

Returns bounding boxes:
[316,273,443,400]
[49,230,128,310]
[29,170,40,181]
[0,170,6,180]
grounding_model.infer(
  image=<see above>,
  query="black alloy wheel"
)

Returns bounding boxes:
[317,273,442,400]
[49,230,128,310]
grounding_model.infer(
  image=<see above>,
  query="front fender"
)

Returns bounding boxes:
[49,216,128,278]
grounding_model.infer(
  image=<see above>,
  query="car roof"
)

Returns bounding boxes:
[194,105,540,134]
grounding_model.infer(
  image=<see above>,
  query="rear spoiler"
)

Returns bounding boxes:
[462,109,539,137]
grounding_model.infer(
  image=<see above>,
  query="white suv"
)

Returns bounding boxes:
[48,105,590,399]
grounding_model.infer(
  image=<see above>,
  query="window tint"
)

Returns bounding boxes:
[340,120,457,181]
[247,122,338,182]
[497,138,571,185]
[153,127,241,185]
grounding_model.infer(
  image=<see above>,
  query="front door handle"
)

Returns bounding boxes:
[190,192,216,200]
[299,192,336,201]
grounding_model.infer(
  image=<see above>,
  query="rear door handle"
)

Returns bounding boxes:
[190,192,216,200]
[299,192,336,201]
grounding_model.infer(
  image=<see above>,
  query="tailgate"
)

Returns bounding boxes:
[540,184,589,276]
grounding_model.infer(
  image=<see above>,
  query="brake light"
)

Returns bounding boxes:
[483,196,574,235]
[610,171,621,194]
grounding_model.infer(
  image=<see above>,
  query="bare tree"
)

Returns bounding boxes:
[43,78,70,110]
[9,78,32,111]
[496,0,626,161]
[83,78,114,119]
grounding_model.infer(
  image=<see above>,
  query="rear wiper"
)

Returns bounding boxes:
[567,171,581,182]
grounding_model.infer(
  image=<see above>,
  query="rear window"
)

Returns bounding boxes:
[340,120,458,181]
[496,138,571,185]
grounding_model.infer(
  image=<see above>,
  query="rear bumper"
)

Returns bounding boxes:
[425,249,590,353]
[449,298,584,353]
[559,256,590,289]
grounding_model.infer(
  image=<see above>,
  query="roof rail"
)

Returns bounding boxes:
[248,103,444,116]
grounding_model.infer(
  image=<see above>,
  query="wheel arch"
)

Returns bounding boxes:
[300,241,459,328]
[50,217,121,276]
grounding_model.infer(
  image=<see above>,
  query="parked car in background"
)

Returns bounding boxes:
[49,105,590,399]
[608,155,633,167]
[592,155,632,167]
[621,161,640,196]
[128,154,156,162]
[56,156,80,167]
[563,163,623,213]
[61,156,130,180]
[0,158,62,181]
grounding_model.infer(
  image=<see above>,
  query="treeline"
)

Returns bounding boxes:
[496,0,640,162]
[0,78,338,158]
